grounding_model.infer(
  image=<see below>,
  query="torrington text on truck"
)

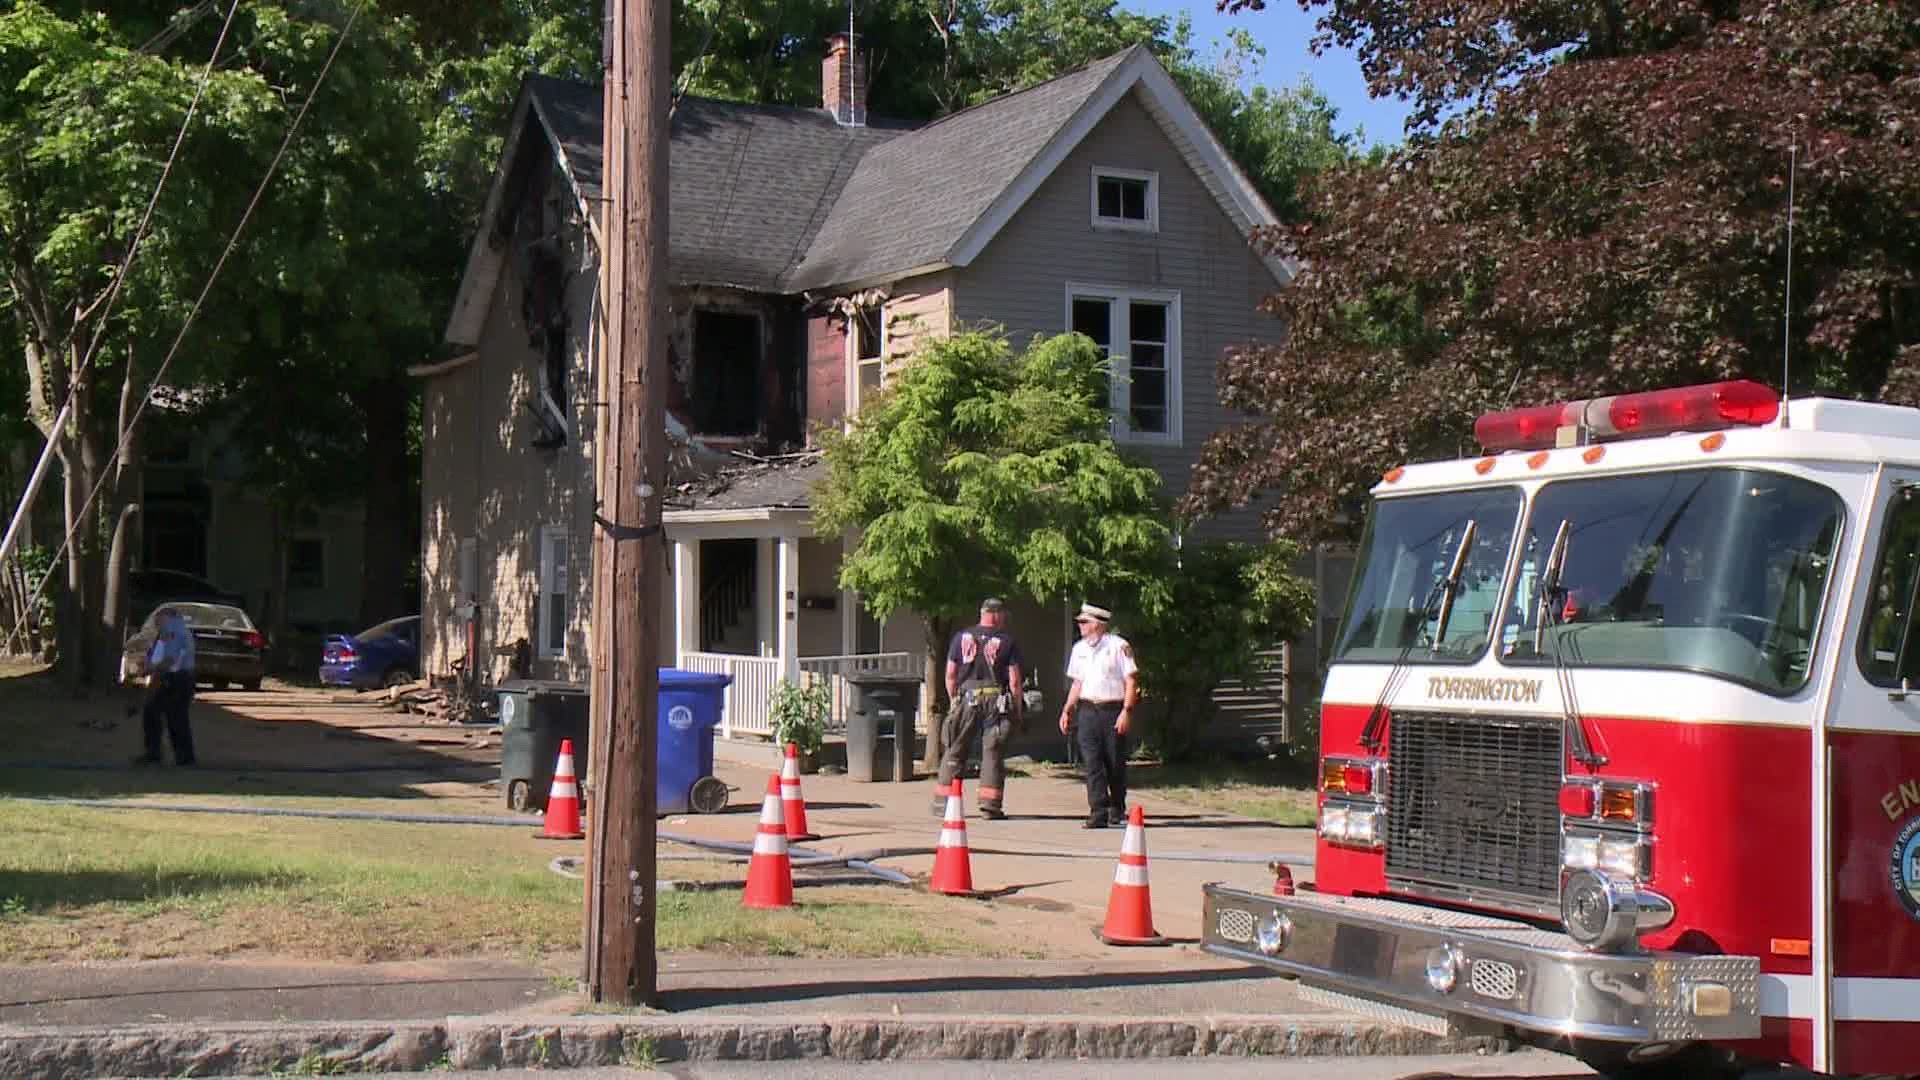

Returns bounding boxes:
[1202,380,1920,1076]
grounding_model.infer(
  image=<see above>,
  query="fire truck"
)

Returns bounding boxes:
[1201,380,1920,1076]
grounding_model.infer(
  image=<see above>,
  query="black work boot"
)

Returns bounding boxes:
[978,805,1006,821]
[1082,812,1108,829]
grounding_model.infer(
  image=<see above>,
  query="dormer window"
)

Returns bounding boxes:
[1092,168,1157,232]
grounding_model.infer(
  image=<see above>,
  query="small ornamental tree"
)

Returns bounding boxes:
[812,330,1175,769]
[1124,539,1315,761]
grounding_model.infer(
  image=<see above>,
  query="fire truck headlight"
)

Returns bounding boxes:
[1319,804,1349,843]
[1597,836,1646,878]
[1562,833,1599,870]
[1255,912,1293,956]
[1424,944,1463,993]
[1346,807,1380,847]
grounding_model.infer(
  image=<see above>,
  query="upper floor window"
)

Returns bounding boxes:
[1066,284,1181,444]
[851,305,885,411]
[538,524,571,659]
[1091,168,1157,232]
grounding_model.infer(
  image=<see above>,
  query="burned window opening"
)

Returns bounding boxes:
[691,310,763,437]
[522,242,569,449]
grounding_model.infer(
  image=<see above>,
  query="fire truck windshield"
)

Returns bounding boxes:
[1334,486,1523,663]
[1501,467,1842,693]
[1336,468,1844,694]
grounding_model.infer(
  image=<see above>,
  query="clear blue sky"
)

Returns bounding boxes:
[1122,1,1416,147]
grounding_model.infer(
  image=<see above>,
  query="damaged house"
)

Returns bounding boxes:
[420,38,1299,740]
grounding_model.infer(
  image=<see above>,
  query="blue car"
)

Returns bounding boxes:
[319,615,421,690]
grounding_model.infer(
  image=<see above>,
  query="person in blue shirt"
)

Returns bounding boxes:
[135,606,198,766]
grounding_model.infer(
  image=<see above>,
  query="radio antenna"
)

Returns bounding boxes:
[1781,138,1798,429]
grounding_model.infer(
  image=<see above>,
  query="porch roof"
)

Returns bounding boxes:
[665,455,823,514]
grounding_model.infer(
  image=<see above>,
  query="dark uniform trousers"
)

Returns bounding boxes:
[1074,700,1126,817]
[935,684,1013,812]
[143,671,197,765]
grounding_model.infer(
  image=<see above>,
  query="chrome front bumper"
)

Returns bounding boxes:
[1202,884,1760,1044]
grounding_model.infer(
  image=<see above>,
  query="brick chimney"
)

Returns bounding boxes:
[823,33,867,127]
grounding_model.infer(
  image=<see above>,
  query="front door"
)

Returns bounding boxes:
[1825,468,1920,1072]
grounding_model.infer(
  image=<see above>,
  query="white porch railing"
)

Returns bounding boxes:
[679,652,782,739]
[681,650,926,739]
[800,652,926,734]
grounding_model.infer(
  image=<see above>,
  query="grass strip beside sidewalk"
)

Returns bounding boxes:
[0,798,1009,964]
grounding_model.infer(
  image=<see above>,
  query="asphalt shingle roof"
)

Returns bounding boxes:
[785,50,1133,292]
[523,49,1131,294]
[529,78,901,292]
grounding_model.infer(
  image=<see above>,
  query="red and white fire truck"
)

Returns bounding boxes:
[1202,381,1920,1076]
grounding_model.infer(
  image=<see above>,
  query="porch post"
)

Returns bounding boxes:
[671,536,698,668]
[776,533,800,687]
[756,537,777,658]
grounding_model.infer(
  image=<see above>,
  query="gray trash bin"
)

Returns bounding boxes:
[844,674,921,782]
[498,679,590,812]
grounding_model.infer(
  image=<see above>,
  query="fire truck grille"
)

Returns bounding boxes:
[1385,711,1561,903]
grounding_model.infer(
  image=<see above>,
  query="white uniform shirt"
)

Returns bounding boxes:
[1067,632,1136,703]
[148,613,197,674]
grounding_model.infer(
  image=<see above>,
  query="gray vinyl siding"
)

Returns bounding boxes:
[951,90,1285,544]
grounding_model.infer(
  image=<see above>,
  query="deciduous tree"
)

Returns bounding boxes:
[1192,0,1920,541]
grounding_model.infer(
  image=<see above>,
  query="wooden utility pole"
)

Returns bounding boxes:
[587,0,669,1007]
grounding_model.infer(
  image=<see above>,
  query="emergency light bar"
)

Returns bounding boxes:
[1474,380,1780,452]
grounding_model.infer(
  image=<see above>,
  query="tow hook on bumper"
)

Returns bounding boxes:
[1201,884,1760,1044]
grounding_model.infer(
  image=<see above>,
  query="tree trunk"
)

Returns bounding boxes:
[919,614,955,772]
[99,502,139,680]
[352,376,414,625]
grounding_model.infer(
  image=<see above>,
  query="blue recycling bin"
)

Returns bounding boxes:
[658,667,732,815]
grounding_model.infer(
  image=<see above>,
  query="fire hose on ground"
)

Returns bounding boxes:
[20,797,1312,893]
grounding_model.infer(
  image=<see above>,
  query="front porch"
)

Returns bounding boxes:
[665,505,926,741]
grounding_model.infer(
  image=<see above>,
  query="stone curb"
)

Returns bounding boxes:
[1,1013,1507,1076]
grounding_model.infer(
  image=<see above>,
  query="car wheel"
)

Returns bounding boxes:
[382,667,417,690]
[240,679,263,692]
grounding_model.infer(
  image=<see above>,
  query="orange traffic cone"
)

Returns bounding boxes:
[1097,805,1168,945]
[537,738,585,840]
[781,743,819,841]
[742,774,795,909]
[929,778,977,895]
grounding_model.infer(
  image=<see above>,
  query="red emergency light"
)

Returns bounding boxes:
[1474,380,1780,452]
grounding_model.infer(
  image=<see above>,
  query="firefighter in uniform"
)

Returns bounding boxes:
[1059,602,1137,828]
[934,598,1025,819]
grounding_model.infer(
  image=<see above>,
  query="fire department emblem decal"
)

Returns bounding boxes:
[1894,815,1920,922]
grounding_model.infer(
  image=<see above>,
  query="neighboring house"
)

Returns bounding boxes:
[137,415,367,640]
[420,38,1315,744]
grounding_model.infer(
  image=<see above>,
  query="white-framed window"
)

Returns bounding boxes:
[538,525,570,659]
[1065,284,1182,444]
[1090,167,1158,232]
[848,304,886,412]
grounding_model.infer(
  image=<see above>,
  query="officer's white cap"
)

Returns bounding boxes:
[1076,603,1111,623]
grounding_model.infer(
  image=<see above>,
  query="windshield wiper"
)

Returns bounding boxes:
[1535,518,1607,767]
[1430,519,1478,657]
[1360,520,1476,750]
